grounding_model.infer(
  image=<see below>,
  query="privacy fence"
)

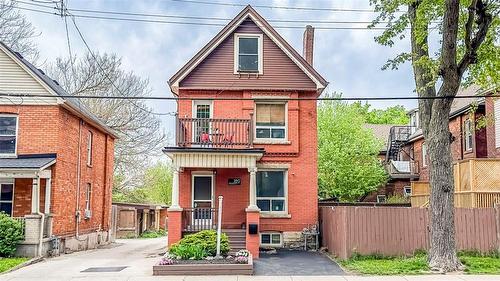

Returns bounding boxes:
[320,206,500,259]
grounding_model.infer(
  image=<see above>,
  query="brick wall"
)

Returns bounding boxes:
[0,104,114,238]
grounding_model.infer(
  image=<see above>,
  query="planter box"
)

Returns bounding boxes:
[153,255,253,276]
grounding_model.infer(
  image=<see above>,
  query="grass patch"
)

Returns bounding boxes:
[139,229,167,238]
[0,257,29,273]
[340,251,500,275]
[339,253,429,275]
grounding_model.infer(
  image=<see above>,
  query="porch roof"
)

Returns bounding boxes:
[0,154,56,170]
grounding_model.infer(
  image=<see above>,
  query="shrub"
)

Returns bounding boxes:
[0,213,24,257]
[170,244,207,260]
[386,194,410,204]
[140,229,167,238]
[169,230,230,257]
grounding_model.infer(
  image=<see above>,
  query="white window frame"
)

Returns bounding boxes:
[256,169,288,214]
[404,186,412,197]
[254,102,288,141]
[377,195,387,203]
[0,114,19,157]
[494,99,500,148]
[464,119,473,152]
[87,130,93,166]
[191,171,215,209]
[85,183,91,211]
[422,142,428,167]
[260,232,282,247]
[0,179,15,216]
[233,33,263,74]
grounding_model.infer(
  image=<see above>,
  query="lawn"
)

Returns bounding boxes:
[0,257,29,273]
[339,252,500,275]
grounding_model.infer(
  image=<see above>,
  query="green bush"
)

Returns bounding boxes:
[171,244,207,260]
[0,213,24,257]
[169,230,230,257]
[140,229,167,238]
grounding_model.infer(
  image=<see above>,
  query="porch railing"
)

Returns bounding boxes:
[182,208,218,232]
[386,160,419,176]
[13,217,26,237]
[176,117,253,148]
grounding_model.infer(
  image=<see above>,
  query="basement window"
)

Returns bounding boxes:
[234,34,263,74]
[260,232,282,247]
[404,186,412,197]
[377,195,387,203]
[0,115,18,156]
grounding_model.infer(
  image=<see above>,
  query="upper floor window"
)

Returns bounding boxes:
[87,131,93,166]
[234,34,263,74]
[256,170,287,213]
[85,183,92,211]
[0,115,18,156]
[494,99,500,148]
[422,142,428,167]
[255,103,286,140]
[464,119,473,152]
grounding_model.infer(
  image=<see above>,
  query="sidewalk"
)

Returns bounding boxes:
[121,275,500,281]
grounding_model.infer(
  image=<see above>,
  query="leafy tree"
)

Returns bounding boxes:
[353,102,410,124]
[370,0,498,272]
[0,0,38,60]
[318,96,388,201]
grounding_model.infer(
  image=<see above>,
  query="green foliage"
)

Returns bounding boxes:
[140,229,167,238]
[0,213,24,257]
[169,230,230,257]
[170,244,208,260]
[386,194,410,204]
[0,257,29,273]
[340,252,429,275]
[352,102,409,125]
[461,256,500,274]
[318,95,388,201]
[113,162,172,205]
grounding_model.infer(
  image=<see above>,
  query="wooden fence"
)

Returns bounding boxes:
[320,206,500,259]
[411,159,500,208]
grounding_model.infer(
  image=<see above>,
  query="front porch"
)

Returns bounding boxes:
[0,154,56,257]
[163,148,264,257]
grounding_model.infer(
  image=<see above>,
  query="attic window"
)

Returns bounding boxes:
[234,33,263,74]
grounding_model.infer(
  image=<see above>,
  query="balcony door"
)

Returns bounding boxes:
[192,174,214,224]
[192,101,213,145]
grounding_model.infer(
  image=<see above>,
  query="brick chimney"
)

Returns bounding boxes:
[303,25,314,66]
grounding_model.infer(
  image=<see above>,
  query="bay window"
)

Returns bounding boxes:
[255,103,287,140]
[256,170,286,213]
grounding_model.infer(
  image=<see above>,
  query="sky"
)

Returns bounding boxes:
[17,0,419,142]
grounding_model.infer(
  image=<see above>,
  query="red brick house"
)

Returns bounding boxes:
[0,42,116,256]
[163,6,327,258]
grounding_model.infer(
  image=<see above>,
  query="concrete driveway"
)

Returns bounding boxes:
[1,237,166,281]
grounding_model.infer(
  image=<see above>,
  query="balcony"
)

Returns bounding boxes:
[385,160,419,179]
[175,117,253,148]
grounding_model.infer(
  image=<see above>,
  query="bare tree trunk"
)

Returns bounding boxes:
[425,109,462,272]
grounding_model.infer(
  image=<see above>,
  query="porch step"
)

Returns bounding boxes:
[223,229,246,255]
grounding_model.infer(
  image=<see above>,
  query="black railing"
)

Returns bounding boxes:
[386,126,412,161]
[176,117,253,148]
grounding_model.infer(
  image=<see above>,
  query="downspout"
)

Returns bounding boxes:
[101,134,108,237]
[75,119,84,240]
[35,176,45,257]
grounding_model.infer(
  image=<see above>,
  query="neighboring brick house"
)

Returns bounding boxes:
[163,5,327,258]
[363,124,416,203]
[0,42,116,257]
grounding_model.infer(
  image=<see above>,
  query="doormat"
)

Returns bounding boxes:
[81,266,128,272]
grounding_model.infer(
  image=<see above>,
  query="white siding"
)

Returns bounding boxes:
[0,47,58,104]
[495,99,500,148]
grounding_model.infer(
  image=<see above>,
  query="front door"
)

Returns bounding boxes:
[193,101,212,145]
[192,175,213,225]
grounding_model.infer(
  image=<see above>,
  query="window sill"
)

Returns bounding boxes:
[0,154,17,159]
[253,139,291,145]
[260,213,291,219]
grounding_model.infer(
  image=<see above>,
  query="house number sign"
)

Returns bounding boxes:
[228,178,241,185]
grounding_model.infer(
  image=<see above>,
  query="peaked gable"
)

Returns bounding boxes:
[169,6,328,94]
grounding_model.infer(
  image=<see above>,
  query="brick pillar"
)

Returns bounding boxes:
[245,209,260,259]
[167,209,182,247]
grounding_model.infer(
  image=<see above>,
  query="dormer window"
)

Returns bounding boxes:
[0,115,18,157]
[234,33,263,74]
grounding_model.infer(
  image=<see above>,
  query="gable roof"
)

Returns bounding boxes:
[363,124,396,152]
[0,42,118,138]
[168,5,328,94]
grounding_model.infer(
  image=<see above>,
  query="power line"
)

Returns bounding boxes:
[170,0,385,13]
[0,92,497,101]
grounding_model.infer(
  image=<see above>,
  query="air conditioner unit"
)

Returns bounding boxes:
[84,209,92,219]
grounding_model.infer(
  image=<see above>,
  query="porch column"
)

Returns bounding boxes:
[170,167,182,211]
[44,178,51,214]
[246,167,259,211]
[31,177,40,214]
[167,166,183,247]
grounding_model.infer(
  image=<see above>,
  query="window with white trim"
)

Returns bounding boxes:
[404,186,412,197]
[0,115,18,156]
[377,195,387,203]
[0,182,14,216]
[256,170,286,213]
[464,119,473,151]
[255,103,287,140]
[85,183,92,211]
[422,142,428,167]
[234,34,263,73]
[494,99,500,148]
[87,131,93,166]
[260,233,282,247]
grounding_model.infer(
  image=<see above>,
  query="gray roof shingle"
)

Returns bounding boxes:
[0,154,56,169]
